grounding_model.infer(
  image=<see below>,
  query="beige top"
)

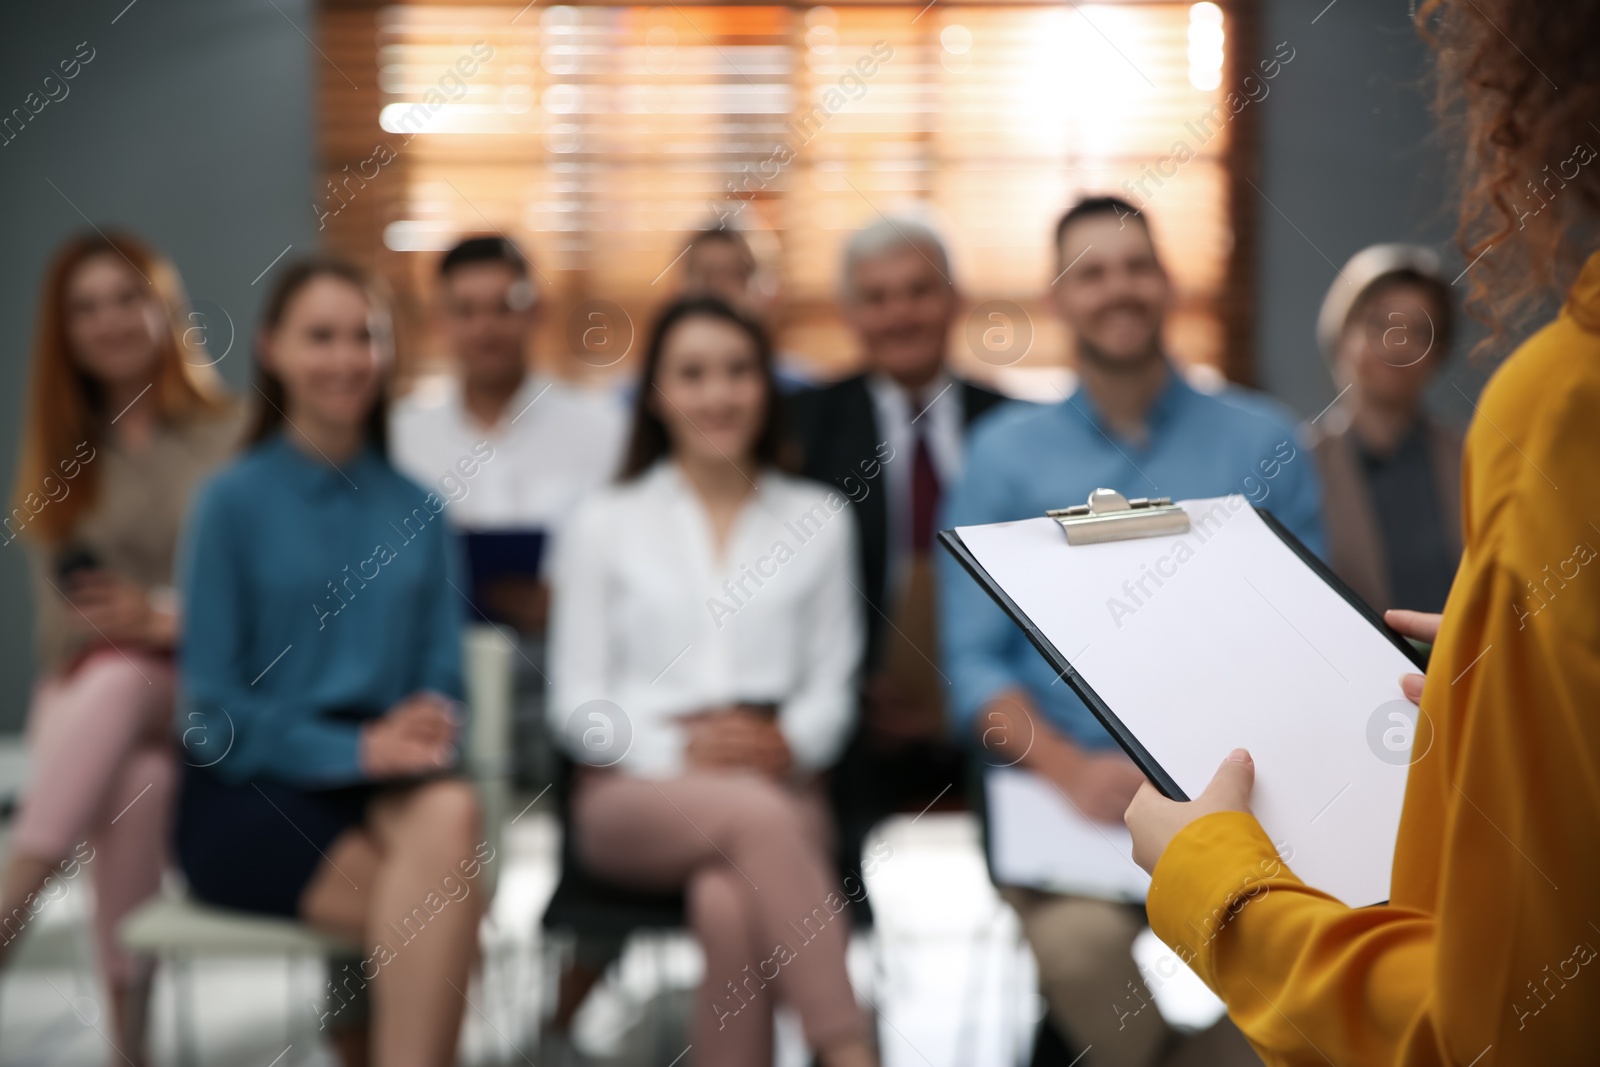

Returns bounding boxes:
[28,406,244,676]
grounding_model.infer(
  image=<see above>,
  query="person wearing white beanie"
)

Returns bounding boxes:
[1306,243,1463,614]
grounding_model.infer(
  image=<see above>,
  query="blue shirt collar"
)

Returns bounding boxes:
[1063,360,1196,445]
[261,432,379,497]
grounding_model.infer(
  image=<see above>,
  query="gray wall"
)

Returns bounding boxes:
[1252,0,1470,417]
[0,0,1463,731]
[0,1,316,730]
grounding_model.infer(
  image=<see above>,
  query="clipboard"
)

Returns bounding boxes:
[941,490,1428,908]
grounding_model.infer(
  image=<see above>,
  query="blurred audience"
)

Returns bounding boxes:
[0,232,240,1062]
[390,235,625,637]
[787,216,1007,830]
[941,196,1322,1067]
[175,260,482,1067]
[1310,244,1461,613]
[547,296,873,1067]
[679,224,818,390]
[0,202,1456,1067]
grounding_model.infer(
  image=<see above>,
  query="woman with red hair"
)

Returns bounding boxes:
[1,232,240,1062]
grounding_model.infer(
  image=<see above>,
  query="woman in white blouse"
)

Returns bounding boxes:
[548,296,875,1067]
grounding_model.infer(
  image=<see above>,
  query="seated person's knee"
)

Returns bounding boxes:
[76,650,159,697]
[724,776,805,840]
[686,868,750,931]
[410,778,482,844]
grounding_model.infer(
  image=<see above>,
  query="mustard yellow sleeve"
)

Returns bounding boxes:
[1147,812,1434,1066]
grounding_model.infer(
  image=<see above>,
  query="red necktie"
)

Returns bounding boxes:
[911,418,940,553]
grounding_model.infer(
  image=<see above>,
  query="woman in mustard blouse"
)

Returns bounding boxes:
[1125,3,1600,1064]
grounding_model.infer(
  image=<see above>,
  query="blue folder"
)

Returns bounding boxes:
[462,528,546,624]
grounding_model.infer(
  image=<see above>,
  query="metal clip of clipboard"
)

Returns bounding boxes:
[1046,488,1191,546]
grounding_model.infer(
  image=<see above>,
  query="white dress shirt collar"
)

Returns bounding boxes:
[389,370,628,532]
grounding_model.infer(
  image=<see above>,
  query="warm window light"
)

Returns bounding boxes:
[1187,2,1225,90]
[805,5,837,28]
[805,24,838,53]
[542,84,582,115]
[383,219,460,252]
[379,101,501,134]
[941,24,973,54]
[356,2,1237,373]
[1189,25,1225,53]
[503,82,533,114]
[940,22,973,73]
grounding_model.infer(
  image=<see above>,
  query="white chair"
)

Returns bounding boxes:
[119,625,516,1066]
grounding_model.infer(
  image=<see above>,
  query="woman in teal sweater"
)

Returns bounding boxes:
[176,260,484,1067]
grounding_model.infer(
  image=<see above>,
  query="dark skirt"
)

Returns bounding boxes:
[175,762,375,918]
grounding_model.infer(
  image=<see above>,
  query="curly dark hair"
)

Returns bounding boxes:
[1418,1,1600,354]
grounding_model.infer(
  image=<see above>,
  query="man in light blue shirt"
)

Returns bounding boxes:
[941,196,1322,1067]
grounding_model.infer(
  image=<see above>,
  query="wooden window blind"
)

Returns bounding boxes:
[318,0,1258,387]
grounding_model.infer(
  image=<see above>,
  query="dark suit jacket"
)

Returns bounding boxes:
[785,373,1009,670]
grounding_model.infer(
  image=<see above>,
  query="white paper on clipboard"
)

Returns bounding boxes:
[954,496,1419,908]
[986,766,1152,901]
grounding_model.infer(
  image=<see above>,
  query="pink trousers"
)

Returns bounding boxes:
[573,770,869,1066]
[12,650,177,983]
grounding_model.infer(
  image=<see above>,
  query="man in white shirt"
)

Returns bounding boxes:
[390,236,627,636]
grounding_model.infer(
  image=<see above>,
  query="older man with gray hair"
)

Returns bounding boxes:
[786,214,1011,835]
